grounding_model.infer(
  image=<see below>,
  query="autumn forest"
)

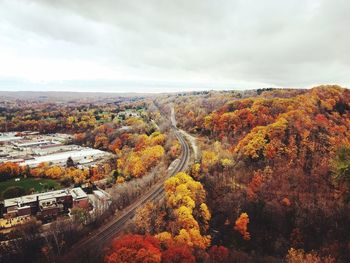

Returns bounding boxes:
[0,86,349,263]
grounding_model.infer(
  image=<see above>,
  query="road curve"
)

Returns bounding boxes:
[59,128,190,262]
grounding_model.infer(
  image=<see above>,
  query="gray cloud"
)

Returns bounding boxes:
[0,0,349,92]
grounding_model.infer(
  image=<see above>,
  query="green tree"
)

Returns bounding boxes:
[331,145,350,201]
[3,186,26,199]
[71,207,89,225]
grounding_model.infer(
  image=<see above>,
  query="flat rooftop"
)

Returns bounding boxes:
[3,187,87,208]
[13,140,52,147]
[70,187,88,200]
[0,135,22,142]
[22,148,108,167]
[4,189,71,208]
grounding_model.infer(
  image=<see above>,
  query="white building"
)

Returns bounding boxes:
[0,132,22,143]
[21,148,108,167]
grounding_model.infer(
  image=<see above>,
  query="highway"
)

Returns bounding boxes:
[59,127,191,262]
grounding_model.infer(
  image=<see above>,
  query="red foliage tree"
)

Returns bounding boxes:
[246,171,263,201]
[208,245,229,263]
[162,245,195,263]
[105,234,161,263]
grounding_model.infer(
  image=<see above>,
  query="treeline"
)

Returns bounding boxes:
[0,99,149,134]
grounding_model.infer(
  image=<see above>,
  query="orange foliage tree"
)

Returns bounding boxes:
[0,162,21,181]
[286,248,335,263]
[234,213,251,240]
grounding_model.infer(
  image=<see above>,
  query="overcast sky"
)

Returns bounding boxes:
[0,0,349,93]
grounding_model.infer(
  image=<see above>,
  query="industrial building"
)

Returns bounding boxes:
[1,187,89,221]
[0,132,111,168]
[0,132,23,143]
[22,148,108,167]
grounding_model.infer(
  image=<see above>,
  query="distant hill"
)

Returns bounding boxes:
[0,91,153,101]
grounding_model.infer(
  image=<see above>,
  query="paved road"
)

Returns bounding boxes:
[59,128,190,262]
[170,103,177,128]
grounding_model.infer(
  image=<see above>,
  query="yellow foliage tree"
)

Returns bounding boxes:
[45,166,63,179]
[201,150,218,170]
[164,172,211,249]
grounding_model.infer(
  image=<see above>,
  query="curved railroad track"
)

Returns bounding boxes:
[59,127,190,262]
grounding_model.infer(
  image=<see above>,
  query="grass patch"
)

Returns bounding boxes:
[0,178,61,200]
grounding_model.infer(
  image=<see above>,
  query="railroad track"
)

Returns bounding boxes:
[59,128,190,262]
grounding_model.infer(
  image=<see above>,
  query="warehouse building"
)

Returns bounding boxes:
[22,148,108,167]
